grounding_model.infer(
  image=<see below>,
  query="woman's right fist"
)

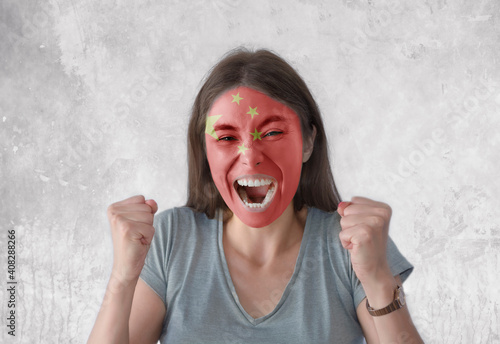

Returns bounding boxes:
[107,195,158,284]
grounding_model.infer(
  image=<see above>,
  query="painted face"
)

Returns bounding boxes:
[205,86,304,228]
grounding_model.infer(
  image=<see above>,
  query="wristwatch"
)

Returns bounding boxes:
[366,285,406,316]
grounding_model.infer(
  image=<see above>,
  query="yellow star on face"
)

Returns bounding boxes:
[237,143,249,155]
[231,92,243,105]
[250,128,262,141]
[205,115,222,140]
[246,106,259,119]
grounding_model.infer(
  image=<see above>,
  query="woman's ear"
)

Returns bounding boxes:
[302,125,317,163]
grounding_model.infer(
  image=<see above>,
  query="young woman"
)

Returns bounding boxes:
[88,49,423,343]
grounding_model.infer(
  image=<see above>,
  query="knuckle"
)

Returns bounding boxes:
[114,215,130,230]
[107,203,116,215]
[134,194,146,203]
[108,211,120,226]
[379,206,392,218]
[357,224,368,232]
[359,230,372,243]
[358,224,372,236]
[370,215,385,227]
[338,230,347,240]
[361,231,371,241]
[114,213,125,222]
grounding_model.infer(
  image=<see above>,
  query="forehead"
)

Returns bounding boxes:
[208,86,298,123]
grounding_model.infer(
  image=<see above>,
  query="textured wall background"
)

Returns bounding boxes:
[1,0,499,343]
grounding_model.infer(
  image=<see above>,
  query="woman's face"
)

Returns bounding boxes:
[205,86,305,228]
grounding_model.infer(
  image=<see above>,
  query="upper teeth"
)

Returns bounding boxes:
[237,178,273,187]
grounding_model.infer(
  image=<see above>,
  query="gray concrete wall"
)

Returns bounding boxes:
[1,0,499,342]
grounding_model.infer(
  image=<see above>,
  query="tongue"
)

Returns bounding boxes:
[245,185,269,203]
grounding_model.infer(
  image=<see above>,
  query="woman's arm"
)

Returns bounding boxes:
[87,195,164,344]
[357,275,423,344]
[129,279,166,343]
[337,197,423,343]
[87,276,165,344]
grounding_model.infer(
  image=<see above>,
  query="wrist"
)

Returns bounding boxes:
[366,284,406,317]
[361,270,398,310]
[98,272,139,314]
[110,267,140,290]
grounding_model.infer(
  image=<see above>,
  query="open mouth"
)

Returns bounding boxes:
[233,175,277,210]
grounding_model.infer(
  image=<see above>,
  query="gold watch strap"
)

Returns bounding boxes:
[366,285,405,316]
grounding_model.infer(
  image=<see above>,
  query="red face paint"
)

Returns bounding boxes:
[205,86,304,228]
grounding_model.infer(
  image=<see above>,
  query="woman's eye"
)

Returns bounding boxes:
[219,136,236,141]
[264,131,283,137]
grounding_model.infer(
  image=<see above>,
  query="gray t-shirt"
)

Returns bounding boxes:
[140,206,413,343]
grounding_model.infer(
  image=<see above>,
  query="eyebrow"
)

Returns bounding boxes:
[212,115,288,131]
[259,115,287,127]
[213,123,237,131]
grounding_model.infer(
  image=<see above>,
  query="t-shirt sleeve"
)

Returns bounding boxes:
[352,235,414,309]
[139,209,173,309]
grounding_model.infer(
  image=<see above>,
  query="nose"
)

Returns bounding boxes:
[241,143,264,167]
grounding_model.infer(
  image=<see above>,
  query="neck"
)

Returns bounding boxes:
[223,203,308,267]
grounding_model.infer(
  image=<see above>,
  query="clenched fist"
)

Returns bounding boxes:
[107,195,158,284]
[337,196,392,285]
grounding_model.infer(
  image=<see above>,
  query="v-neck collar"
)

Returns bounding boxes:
[217,208,313,326]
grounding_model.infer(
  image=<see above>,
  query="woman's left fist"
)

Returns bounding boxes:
[337,196,392,284]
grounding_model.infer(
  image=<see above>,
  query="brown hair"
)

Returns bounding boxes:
[185,48,342,218]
